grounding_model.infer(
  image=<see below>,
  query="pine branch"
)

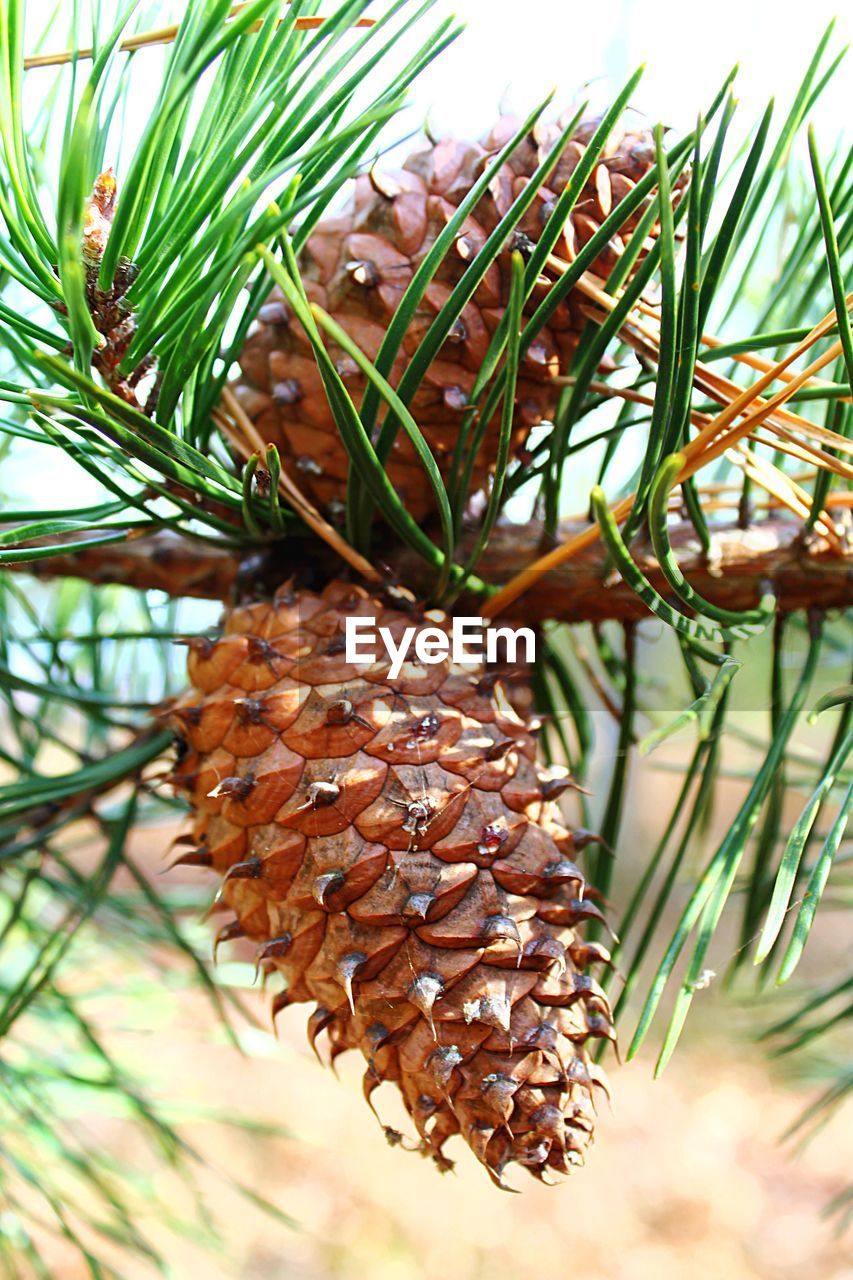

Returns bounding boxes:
[472,517,852,623]
[1,0,850,1244]
[9,515,851,620]
[3,531,247,598]
[23,5,377,69]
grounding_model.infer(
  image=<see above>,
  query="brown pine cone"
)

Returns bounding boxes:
[170,581,615,1185]
[235,111,682,521]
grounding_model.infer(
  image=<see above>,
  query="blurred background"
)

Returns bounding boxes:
[22,778,851,1280]
[409,0,851,137]
[5,2,852,1277]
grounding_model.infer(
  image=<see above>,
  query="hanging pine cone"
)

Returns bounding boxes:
[235,112,678,521]
[169,581,615,1185]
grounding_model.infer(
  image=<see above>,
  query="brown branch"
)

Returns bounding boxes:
[468,518,852,623]
[8,519,852,623]
[7,532,246,600]
[24,6,374,70]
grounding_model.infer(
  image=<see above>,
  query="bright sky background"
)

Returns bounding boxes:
[21,0,851,137]
[409,0,850,137]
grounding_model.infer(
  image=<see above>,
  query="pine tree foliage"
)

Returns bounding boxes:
[0,0,850,1270]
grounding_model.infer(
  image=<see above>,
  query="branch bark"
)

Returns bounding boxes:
[466,518,853,623]
[7,519,852,622]
[9,533,246,600]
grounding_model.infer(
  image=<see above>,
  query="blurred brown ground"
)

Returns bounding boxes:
[35,852,852,1278]
[38,989,852,1280]
[25,702,853,1279]
[162,1032,853,1280]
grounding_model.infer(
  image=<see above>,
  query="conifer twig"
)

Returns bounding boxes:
[484,300,850,617]
[10,517,850,621]
[23,4,375,70]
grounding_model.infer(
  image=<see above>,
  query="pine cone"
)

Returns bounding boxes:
[235,112,678,522]
[170,581,615,1185]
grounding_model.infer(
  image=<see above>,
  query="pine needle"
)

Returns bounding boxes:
[217,387,381,584]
